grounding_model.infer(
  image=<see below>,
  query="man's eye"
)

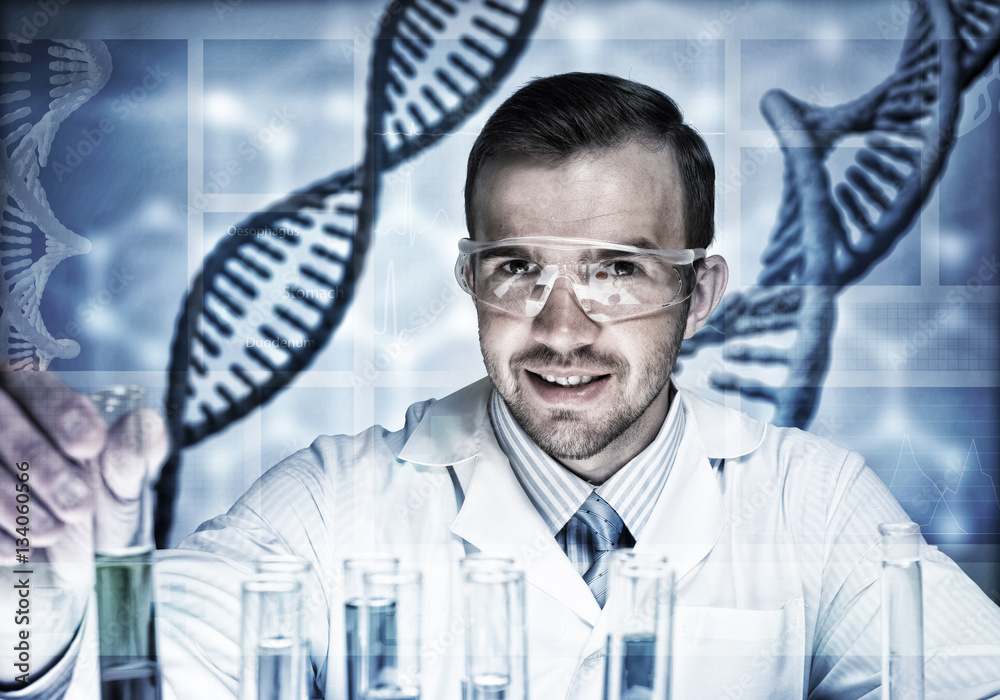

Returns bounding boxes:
[608,260,637,276]
[501,259,536,275]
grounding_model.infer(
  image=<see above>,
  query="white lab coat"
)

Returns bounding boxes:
[27,378,1000,700]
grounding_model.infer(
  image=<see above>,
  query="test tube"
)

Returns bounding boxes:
[240,575,305,700]
[880,522,924,700]
[462,558,527,700]
[255,556,313,697]
[345,556,400,700]
[360,569,423,700]
[603,550,673,700]
[91,385,161,700]
[257,554,311,579]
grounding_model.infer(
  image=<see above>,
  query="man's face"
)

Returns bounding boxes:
[471,142,701,481]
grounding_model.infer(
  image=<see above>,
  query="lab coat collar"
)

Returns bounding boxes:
[683,388,767,459]
[394,377,768,629]
[396,377,494,466]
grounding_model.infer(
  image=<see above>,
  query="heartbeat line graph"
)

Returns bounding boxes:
[377,259,400,339]
[881,435,1000,537]
[374,168,461,342]
[374,168,459,247]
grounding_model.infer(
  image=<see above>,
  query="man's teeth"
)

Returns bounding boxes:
[541,374,594,387]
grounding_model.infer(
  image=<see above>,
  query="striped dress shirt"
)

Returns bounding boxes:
[488,386,685,576]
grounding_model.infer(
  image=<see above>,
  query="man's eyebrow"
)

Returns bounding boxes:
[581,238,662,258]
[478,245,533,261]
[620,237,660,250]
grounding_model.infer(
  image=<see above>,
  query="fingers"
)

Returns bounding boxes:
[101,408,170,501]
[94,408,169,552]
[0,391,95,547]
[0,370,106,462]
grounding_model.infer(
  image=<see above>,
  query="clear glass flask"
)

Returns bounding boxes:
[255,556,313,697]
[360,569,423,700]
[92,385,161,700]
[462,558,527,700]
[241,575,306,700]
[344,556,400,700]
[880,522,924,700]
[603,550,673,700]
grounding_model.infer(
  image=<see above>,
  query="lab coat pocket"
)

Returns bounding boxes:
[671,597,805,700]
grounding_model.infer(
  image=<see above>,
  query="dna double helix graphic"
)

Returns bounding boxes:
[679,0,1000,428]
[3,0,997,544]
[158,0,546,543]
[1,39,112,371]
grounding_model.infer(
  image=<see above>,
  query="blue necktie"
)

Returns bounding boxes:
[573,491,634,607]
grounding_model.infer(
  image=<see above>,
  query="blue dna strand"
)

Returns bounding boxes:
[679,0,1000,429]
[1,39,112,370]
[157,0,545,544]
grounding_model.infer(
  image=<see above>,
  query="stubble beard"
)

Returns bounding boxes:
[481,320,687,461]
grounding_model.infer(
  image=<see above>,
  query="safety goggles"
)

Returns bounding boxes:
[455,236,706,322]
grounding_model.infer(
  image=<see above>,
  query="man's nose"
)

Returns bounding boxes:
[531,277,601,352]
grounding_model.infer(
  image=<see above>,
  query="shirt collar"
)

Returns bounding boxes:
[489,382,686,540]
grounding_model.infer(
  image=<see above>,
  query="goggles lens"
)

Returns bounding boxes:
[455,237,705,322]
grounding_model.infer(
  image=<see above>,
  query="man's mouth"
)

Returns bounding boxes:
[538,374,596,387]
[524,369,612,394]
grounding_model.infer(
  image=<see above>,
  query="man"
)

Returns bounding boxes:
[2,73,999,699]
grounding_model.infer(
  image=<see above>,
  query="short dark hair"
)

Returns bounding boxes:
[465,72,715,249]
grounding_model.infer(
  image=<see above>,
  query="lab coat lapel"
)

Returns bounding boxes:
[631,387,759,582]
[635,410,724,580]
[580,395,727,659]
[396,378,601,626]
[450,420,603,626]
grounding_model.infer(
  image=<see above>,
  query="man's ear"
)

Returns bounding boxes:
[684,254,728,339]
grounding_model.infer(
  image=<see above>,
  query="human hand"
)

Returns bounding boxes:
[0,370,168,685]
